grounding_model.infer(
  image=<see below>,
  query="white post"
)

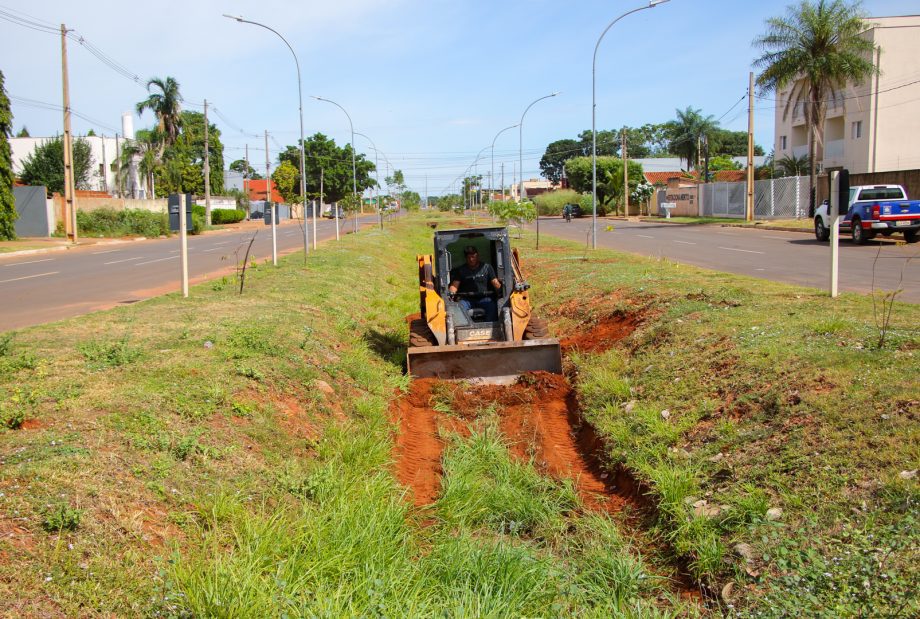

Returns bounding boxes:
[312,199,317,250]
[829,170,841,298]
[179,195,189,298]
[265,130,277,266]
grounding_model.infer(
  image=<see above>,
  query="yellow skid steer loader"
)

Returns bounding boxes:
[407,227,562,382]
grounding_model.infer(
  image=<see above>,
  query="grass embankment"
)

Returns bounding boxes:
[1,213,916,616]
[532,240,918,615]
[1,216,689,616]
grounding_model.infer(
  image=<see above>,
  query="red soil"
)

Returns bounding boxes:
[391,379,445,507]
[560,311,643,354]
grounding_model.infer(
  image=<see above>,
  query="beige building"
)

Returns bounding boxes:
[773,15,920,174]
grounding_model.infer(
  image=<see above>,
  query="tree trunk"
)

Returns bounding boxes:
[808,123,817,217]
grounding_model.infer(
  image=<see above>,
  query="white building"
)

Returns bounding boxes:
[773,15,920,174]
[10,113,149,197]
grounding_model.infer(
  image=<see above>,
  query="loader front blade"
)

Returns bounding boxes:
[407,339,562,383]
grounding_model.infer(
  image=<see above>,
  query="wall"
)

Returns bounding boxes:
[13,186,53,237]
[815,169,920,204]
[661,179,699,216]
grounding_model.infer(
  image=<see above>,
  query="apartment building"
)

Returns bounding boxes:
[773,15,920,174]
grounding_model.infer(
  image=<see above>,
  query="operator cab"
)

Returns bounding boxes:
[433,227,516,343]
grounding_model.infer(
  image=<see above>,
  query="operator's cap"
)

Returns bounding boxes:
[463,245,478,255]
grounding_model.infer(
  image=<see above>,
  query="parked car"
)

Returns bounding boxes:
[814,185,920,244]
[562,203,583,219]
[324,205,345,219]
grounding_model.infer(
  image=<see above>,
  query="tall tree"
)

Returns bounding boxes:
[0,70,16,240]
[16,126,29,138]
[271,160,300,204]
[753,0,876,214]
[668,106,719,170]
[116,129,160,197]
[564,156,643,214]
[281,133,375,203]
[19,136,95,195]
[136,76,183,148]
[776,153,811,177]
[709,128,765,157]
[229,159,261,180]
[539,139,580,183]
[576,129,618,157]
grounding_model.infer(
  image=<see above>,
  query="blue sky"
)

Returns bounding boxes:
[2,0,917,196]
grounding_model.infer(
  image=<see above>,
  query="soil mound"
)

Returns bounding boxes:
[560,311,642,354]
[391,379,444,506]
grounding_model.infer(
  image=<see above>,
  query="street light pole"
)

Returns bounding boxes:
[312,96,357,230]
[491,123,518,204]
[519,92,559,249]
[223,14,310,258]
[355,132,382,229]
[591,0,669,249]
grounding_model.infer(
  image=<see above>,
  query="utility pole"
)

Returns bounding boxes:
[114,134,121,197]
[60,24,77,243]
[265,130,276,266]
[501,162,505,201]
[746,71,755,222]
[622,127,628,217]
[424,174,428,209]
[204,99,211,226]
[244,143,250,217]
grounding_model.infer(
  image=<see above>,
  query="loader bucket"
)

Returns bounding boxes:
[407,339,562,383]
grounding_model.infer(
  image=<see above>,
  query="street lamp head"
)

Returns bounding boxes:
[649,0,670,6]
[221,13,244,21]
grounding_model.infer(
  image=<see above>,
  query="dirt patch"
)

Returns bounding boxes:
[389,372,646,515]
[19,418,45,430]
[560,311,643,354]
[391,379,445,507]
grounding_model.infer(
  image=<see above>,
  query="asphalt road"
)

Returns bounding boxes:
[0,214,382,331]
[534,217,920,302]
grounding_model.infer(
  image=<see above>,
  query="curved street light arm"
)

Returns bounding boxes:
[591,0,669,249]
[223,14,310,254]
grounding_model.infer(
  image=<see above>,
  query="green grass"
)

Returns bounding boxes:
[529,229,919,614]
[1,211,916,615]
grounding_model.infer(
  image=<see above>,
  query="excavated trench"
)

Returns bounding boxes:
[391,311,648,512]
[391,309,706,604]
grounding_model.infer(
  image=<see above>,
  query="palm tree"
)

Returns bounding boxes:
[136,76,182,147]
[776,153,811,177]
[116,129,162,198]
[668,107,719,171]
[753,0,877,214]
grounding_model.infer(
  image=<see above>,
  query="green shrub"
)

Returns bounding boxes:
[190,213,204,235]
[76,208,169,238]
[42,503,82,532]
[78,337,142,369]
[533,189,582,216]
[211,209,246,224]
[578,192,608,217]
[192,204,206,219]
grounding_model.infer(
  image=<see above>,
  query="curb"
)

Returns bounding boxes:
[0,236,149,259]
[633,217,812,234]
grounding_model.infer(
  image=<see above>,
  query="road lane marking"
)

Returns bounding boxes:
[0,271,59,284]
[91,249,120,255]
[673,240,696,245]
[718,247,765,254]
[4,258,53,267]
[635,234,655,239]
[169,249,180,253]
[201,247,223,253]
[104,256,144,265]
[136,256,179,266]
[212,241,232,246]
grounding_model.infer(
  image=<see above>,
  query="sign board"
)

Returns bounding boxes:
[168,194,193,232]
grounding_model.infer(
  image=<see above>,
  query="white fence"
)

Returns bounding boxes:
[700,175,809,219]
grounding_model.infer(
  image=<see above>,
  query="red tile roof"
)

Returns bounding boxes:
[245,179,284,203]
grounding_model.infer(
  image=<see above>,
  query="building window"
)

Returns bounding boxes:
[851,121,862,139]
[780,135,787,150]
